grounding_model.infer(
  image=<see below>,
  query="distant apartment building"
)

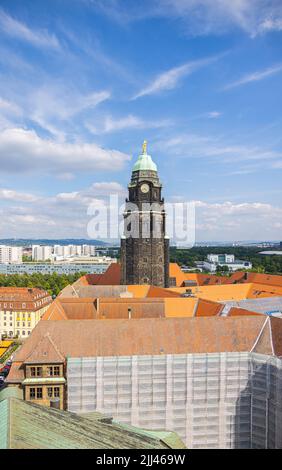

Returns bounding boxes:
[0,246,22,264]
[32,245,53,261]
[31,244,97,261]
[0,262,112,275]
[53,244,96,259]
[203,254,252,273]
[0,287,52,339]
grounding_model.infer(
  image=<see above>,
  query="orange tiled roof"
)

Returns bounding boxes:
[42,298,97,320]
[227,307,262,317]
[0,287,51,311]
[8,316,282,384]
[164,297,197,317]
[195,299,224,317]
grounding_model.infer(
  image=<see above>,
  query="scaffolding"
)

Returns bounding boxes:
[67,352,282,449]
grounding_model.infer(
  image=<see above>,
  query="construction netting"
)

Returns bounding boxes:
[67,352,282,449]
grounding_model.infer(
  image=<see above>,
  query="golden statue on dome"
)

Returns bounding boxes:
[142,140,147,154]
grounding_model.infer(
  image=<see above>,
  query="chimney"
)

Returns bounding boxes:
[50,398,60,410]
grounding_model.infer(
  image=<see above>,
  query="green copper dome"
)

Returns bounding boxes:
[132,140,157,172]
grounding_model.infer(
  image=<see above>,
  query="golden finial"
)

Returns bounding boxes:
[142,140,147,154]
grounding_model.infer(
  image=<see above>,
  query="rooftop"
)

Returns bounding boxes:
[0,392,185,449]
[8,315,282,383]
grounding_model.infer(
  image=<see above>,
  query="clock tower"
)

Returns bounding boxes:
[120,141,169,287]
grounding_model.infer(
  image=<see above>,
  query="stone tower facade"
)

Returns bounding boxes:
[120,141,169,287]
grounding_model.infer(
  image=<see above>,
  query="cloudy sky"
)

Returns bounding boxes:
[0,0,282,242]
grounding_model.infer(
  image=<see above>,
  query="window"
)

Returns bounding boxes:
[30,366,42,377]
[47,387,53,398]
[22,331,25,335]
[47,366,60,377]
[30,388,36,399]
[54,387,60,398]
[36,388,43,399]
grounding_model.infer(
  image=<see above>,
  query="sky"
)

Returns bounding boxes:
[0,0,282,243]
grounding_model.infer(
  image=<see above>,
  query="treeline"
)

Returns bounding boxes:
[0,272,86,297]
[170,246,282,275]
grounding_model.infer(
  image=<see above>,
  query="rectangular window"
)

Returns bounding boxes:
[47,366,60,376]
[47,387,53,398]
[36,388,43,399]
[30,367,42,377]
[30,388,36,399]
[54,387,60,398]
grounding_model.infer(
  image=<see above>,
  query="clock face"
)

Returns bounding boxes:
[140,183,149,194]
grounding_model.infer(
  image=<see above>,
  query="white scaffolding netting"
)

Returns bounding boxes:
[67,352,282,449]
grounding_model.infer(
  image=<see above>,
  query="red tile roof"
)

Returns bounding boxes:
[8,316,282,384]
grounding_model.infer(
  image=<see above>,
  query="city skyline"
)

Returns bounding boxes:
[0,0,282,241]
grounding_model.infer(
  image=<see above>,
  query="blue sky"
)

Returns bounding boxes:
[0,0,282,242]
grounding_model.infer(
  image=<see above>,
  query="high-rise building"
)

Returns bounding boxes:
[0,246,22,264]
[32,245,52,261]
[120,141,169,287]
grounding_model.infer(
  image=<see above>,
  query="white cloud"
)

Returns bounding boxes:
[0,181,127,238]
[0,127,130,174]
[0,97,22,116]
[0,184,281,240]
[133,54,222,99]
[0,9,60,49]
[87,114,172,134]
[205,111,222,119]
[30,86,110,136]
[224,63,282,90]
[154,132,282,170]
[0,188,39,203]
[91,0,282,37]
[191,200,282,241]
[257,16,282,34]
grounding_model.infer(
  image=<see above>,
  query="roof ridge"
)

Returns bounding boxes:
[42,333,65,362]
[269,316,275,356]
[250,316,270,353]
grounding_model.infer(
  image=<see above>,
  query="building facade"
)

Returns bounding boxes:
[0,262,110,275]
[203,254,252,273]
[0,288,52,339]
[120,141,169,287]
[0,246,22,264]
[32,245,53,261]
